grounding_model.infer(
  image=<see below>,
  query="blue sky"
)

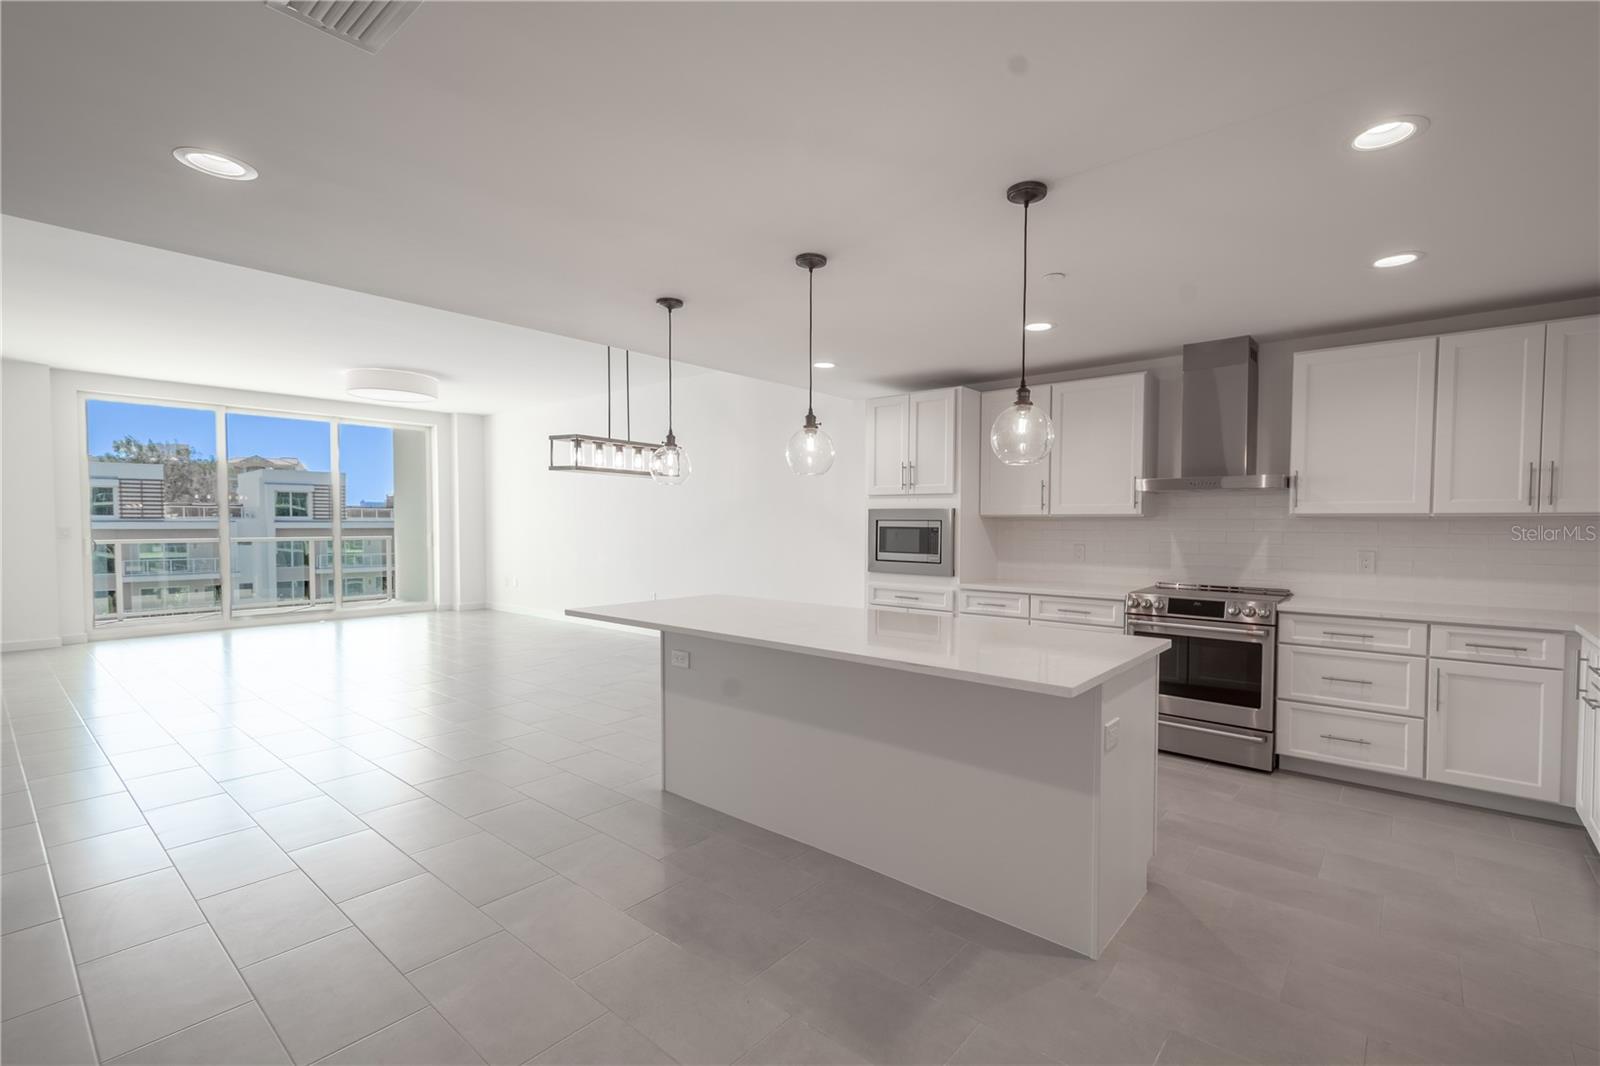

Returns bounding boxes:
[87,400,395,504]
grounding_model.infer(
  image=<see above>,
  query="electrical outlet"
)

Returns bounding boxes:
[1072,543,1087,562]
[1103,717,1121,754]
[1356,550,1377,575]
[669,649,691,669]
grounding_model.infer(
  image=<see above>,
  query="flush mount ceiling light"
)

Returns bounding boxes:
[1025,322,1054,332]
[172,147,258,181]
[812,361,836,370]
[990,180,1056,467]
[1372,251,1424,269]
[548,347,660,477]
[785,253,836,477]
[344,367,438,402]
[649,297,691,486]
[1351,117,1428,152]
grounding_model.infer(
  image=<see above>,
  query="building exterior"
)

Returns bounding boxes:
[89,458,394,623]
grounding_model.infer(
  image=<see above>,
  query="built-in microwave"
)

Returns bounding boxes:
[867,509,954,576]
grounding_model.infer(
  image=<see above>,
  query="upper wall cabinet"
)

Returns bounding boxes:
[978,372,1154,517]
[1539,316,1600,515]
[1051,372,1155,516]
[866,388,957,496]
[980,385,1051,516]
[1432,324,1547,514]
[1290,338,1437,515]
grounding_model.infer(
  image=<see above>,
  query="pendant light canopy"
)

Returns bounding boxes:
[990,180,1056,467]
[649,297,691,486]
[784,253,836,476]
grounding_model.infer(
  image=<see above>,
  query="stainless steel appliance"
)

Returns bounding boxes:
[867,509,954,577]
[1124,582,1292,771]
[1135,337,1292,492]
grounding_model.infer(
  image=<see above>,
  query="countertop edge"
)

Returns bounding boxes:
[1279,599,1599,638]
[564,607,1168,699]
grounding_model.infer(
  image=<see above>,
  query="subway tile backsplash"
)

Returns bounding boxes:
[989,492,1600,610]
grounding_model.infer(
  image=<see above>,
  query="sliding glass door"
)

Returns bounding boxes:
[86,397,430,630]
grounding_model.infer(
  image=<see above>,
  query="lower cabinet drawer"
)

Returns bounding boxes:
[1030,595,1123,628]
[958,589,1029,618]
[1429,624,1562,667]
[1277,700,1424,777]
[869,584,953,612]
[1278,644,1426,717]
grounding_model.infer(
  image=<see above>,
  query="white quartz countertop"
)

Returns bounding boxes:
[1281,596,1600,643]
[959,580,1133,601]
[567,595,1169,699]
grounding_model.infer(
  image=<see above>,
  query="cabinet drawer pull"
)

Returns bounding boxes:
[1322,631,1376,640]
[974,601,1009,609]
[1319,734,1373,745]
[1050,607,1093,616]
[1463,642,1527,654]
[1548,460,1556,506]
[1321,675,1373,686]
[1528,461,1536,507]
[892,594,921,602]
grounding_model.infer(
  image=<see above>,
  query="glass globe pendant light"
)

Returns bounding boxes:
[990,180,1056,466]
[785,253,836,476]
[649,297,691,486]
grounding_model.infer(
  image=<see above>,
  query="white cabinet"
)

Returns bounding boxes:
[867,582,954,612]
[1279,644,1427,718]
[979,386,1051,516]
[1049,372,1154,516]
[1428,624,1562,668]
[1279,614,1428,656]
[1030,594,1124,628]
[958,589,1029,618]
[1432,324,1546,514]
[1577,636,1600,848]
[1539,316,1600,515]
[1427,658,1563,802]
[866,389,957,496]
[1278,700,1424,778]
[1290,337,1437,514]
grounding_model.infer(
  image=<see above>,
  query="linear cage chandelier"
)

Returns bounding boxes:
[548,345,660,476]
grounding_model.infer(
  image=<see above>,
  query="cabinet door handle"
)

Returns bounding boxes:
[1321,675,1373,686]
[1320,734,1373,746]
[908,463,916,490]
[1578,655,1589,698]
[1434,667,1441,714]
[1291,470,1299,510]
[899,463,907,490]
[1463,642,1527,654]
[1528,461,1536,507]
[1322,631,1377,640]
[1040,479,1046,513]
[1548,460,1556,506]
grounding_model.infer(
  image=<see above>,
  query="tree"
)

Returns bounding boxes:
[97,437,217,504]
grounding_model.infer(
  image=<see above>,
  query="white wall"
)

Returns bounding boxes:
[486,369,864,613]
[1,360,64,649]
[0,360,486,649]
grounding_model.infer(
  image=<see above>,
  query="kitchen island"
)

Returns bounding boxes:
[567,595,1168,957]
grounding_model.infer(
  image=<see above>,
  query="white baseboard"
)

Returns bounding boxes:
[2,636,64,653]
[455,602,488,612]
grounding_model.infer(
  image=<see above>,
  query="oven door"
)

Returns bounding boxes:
[1126,618,1274,732]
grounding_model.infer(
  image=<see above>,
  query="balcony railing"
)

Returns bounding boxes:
[343,507,394,519]
[123,556,222,576]
[164,504,244,519]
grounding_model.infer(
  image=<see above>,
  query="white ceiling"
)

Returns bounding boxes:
[3,2,1597,397]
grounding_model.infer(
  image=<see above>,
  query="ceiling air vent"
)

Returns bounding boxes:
[267,0,420,54]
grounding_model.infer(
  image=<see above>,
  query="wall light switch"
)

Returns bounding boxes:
[1103,717,1121,753]
[669,649,691,669]
[1072,543,1087,562]
[1356,550,1377,575]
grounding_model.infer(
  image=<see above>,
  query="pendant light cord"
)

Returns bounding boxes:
[807,264,816,418]
[605,346,613,439]
[625,350,631,441]
[1020,200,1030,391]
[666,308,674,437]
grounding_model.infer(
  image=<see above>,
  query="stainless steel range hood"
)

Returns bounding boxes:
[1136,336,1291,492]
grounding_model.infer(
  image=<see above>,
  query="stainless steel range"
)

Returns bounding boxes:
[1124,582,1292,772]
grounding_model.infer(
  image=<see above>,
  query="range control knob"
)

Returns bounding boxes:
[1257,606,1272,619]
[1226,605,1240,616]
[1242,606,1258,618]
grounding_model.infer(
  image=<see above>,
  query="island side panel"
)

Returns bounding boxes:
[1093,660,1158,955]
[660,632,1112,955]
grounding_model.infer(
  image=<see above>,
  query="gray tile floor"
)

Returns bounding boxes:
[2,611,1596,1066]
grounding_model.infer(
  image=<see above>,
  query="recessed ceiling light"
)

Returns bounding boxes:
[172,147,258,181]
[1372,251,1423,269]
[1024,322,1054,332]
[1351,117,1428,152]
[812,361,836,369]
[345,368,438,402]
